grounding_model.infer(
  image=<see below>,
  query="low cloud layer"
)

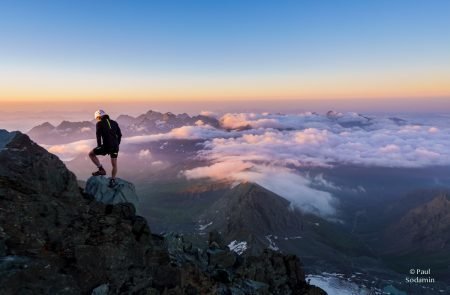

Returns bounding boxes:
[44,139,95,161]
[185,162,336,216]
[208,112,450,168]
[183,112,450,216]
[42,111,450,216]
[44,124,236,161]
[124,124,234,144]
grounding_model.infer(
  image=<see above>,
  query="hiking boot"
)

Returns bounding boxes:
[109,178,117,188]
[92,166,106,176]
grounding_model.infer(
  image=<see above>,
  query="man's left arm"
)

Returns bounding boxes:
[116,123,122,145]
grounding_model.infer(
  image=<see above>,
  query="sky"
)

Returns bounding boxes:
[0,0,450,111]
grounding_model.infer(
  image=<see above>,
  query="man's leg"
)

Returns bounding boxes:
[90,148,106,176]
[111,157,118,179]
[89,150,102,167]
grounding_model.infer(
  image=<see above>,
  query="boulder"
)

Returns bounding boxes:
[84,176,139,207]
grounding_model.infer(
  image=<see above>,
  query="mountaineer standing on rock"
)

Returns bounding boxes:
[89,109,122,187]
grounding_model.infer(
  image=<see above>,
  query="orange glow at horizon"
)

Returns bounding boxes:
[1,66,449,103]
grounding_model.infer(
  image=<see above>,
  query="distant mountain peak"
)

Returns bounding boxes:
[199,181,304,254]
[117,114,135,119]
[37,122,55,128]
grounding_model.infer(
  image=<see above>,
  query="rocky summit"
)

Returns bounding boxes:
[0,130,325,295]
[85,176,139,208]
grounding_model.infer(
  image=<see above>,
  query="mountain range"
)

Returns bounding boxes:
[27,110,221,144]
[26,109,389,145]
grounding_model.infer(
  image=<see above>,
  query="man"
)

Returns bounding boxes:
[89,109,122,187]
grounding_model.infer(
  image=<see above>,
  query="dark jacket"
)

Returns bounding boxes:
[96,115,122,150]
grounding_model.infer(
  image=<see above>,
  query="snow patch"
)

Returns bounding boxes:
[228,240,248,255]
[307,274,374,295]
[284,236,302,240]
[198,222,213,231]
[265,235,279,251]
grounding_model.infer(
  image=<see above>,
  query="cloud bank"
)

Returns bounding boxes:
[183,112,450,216]
[42,111,450,216]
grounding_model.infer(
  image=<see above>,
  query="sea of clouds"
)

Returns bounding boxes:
[43,111,450,217]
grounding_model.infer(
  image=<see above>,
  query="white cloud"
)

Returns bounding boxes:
[312,174,342,191]
[182,112,450,216]
[379,144,400,153]
[43,124,236,161]
[138,149,152,160]
[184,162,336,216]
[184,160,253,180]
[125,124,234,144]
[428,127,439,133]
[44,139,95,161]
[200,110,219,118]
[218,112,372,131]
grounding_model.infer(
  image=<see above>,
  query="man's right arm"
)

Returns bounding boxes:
[96,122,102,147]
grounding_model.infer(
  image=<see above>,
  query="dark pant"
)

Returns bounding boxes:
[92,146,119,158]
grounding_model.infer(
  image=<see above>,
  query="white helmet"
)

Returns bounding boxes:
[94,109,106,119]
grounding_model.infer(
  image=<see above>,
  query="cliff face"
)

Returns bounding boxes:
[0,130,325,295]
[383,193,450,254]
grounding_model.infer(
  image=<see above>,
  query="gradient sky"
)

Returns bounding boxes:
[0,0,449,105]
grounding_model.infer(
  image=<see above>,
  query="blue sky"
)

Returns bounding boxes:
[0,0,449,103]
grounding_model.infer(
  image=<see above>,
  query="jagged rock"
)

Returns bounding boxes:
[0,130,80,198]
[0,130,18,149]
[84,176,139,207]
[0,256,81,294]
[209,230,226,249]
[212,268,232,283]
[207,248,237,268]
[166,231,326,295]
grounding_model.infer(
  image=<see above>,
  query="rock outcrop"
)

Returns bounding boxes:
[0,130,325,294]
[85,176,139,207]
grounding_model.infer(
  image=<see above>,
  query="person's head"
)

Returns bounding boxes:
[94,109,106,121]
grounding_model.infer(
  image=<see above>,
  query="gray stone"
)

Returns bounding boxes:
[85,176,139,207]
[91,284,109,295]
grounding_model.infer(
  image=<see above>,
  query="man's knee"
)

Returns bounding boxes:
[89,150,95,157]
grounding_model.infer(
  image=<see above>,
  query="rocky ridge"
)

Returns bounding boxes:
[0,130,325,294]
